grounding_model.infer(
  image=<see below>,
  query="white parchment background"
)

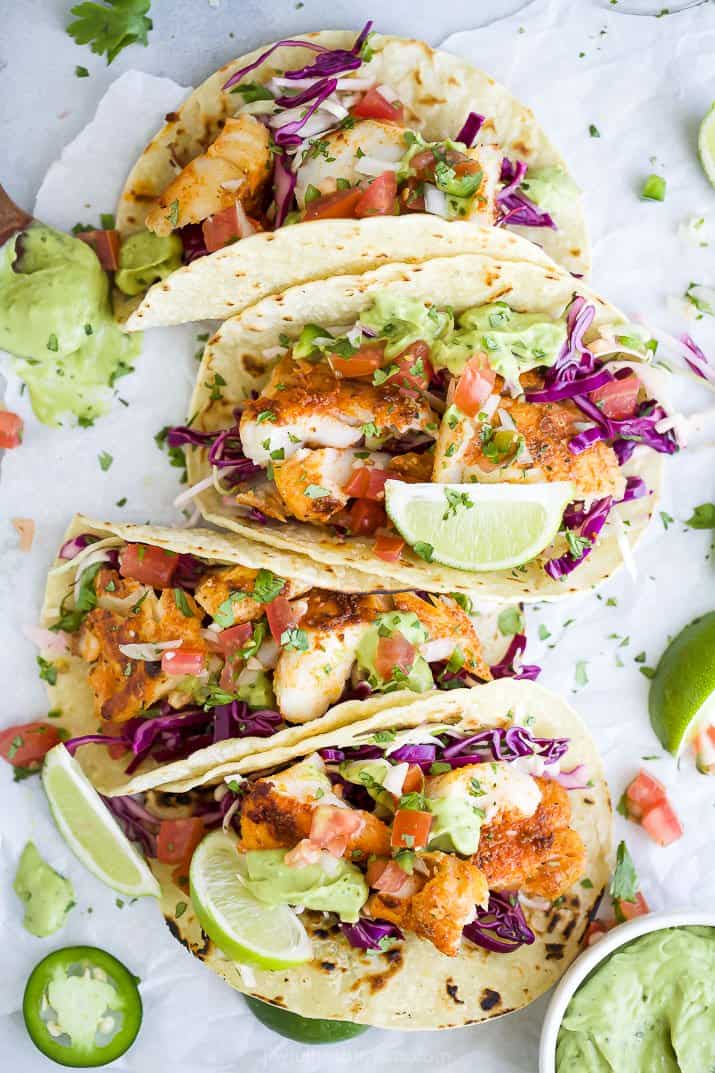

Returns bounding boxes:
[1,1,715,1069]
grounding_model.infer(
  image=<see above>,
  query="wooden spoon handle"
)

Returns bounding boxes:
[0,185,32,247]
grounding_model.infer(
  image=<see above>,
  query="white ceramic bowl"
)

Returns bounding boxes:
[539,909,715,1073]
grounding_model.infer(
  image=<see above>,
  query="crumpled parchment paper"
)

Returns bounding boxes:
[1,2,715,1070]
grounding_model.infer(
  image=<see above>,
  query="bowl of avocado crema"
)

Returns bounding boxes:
[539,910,715,1073]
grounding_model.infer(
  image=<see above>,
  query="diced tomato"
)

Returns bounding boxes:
[303,187,363,222]
[454,353,497,417]
[119,544,178,589]
[77,229,120,271]
[0,721,61,770]
[157,818,205,869]
[590,373,641,420]
[624,769,667,822]
[265,595,296,645]
[349,498,386,536]
[401,764,424,794]
[329,343,385,378]
[391,808,432,850]
[0,410,23,449]
[202,203,261,252]
[389,341,434,392]
[354,171,398,218]
[309,804,365,857]
[408,149,439,182]
[368,858,410,893]
[375,631,415,680]
[351,87,404,123]
[344,466,390,501]
[584,920,611,946]
[215,622,253,658]
[615,891,650,922]
[641,801,683,846]
[161,647,206,676]
[373,532,405,562]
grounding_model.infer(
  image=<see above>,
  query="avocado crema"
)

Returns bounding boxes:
[13,842,75,937]
[356,611,434,694]
[0,224,141,425]
[347,292,566,385]
[556,926,715,1073]
[239,849,368,923]
[114,230,182,297]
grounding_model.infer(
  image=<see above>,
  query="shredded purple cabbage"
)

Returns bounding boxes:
[66,701,282,776]
[463,891,535,953]
[172,553,206,592]
[569,397,678,458]
[497,158,555,229]
[341,918,403,951]
[59,533,99,560]
[456,112,484,147]
[223,22,372,92]
[617,475,648,504]
[526,366,612,404]
[273,152,297,228]
[101,794,159,858]
[179,223,209,264]
[542,296,598,392]
[681,333,715,384]
[166,425,217,449]
[544,496,612,580]
[490,635,541,681]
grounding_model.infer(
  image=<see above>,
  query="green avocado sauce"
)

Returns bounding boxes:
[13,842,75,937]
[0,223,141,426]
[240,849,368,923]
[556,926,715,1073]
[114,230,182,296]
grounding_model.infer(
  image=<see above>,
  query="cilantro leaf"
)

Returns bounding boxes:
[252,569,285,605]
[67,0,153,65]
[609,840,638,903]
[686,502,715,529]
[280,627,308,652]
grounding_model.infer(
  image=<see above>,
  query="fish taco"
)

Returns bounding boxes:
[111,679,612,1029]
[36,515,532,796]
[115,25,588,327]
[172,251,676,601]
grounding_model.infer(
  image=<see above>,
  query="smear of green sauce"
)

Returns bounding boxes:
[0,224,141,426]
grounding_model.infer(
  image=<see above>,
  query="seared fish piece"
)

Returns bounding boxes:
[145,114,272,235]
[238,754,390,856]
[392,592,492,681]
[240,357,436,466]
[295,119,406,206]
[194,564,308,623]
[367,851,488,957]
[274,592,391,722]
[474,777,587,899]
[425,761,542,825]
[75,568,207,723]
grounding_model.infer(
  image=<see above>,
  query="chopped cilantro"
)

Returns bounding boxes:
[609,840,638,902]
[280,627,308,651]
[98,450,113,471]
[37,656,58,685]
[173,588,194,617]
[66,0,153,64]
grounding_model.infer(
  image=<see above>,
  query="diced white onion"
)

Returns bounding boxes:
[613,513,637,581]
[424,183,450,218]
[481,394,500,419]
[98,586,151,615]
[382,762,409,796]
[118,640,182,661]
[355,155,401,177]
[497,408,516,431]
[419,637,457,663]
[220,178,244,193]
[235,200,256,239]
[290,598,309,622]
[519,892,551,912]
[376,83,399,102]
[318,97,349,121]
[174,474,215,509]
[23,625,69,655]
[256,637,280,670]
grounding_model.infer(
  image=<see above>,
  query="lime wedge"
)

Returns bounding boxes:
[42,744,160,898]
[649,610,715,754]
[698,102,715,189]
[190,831,312,970]
[385,480,575,572]
[244,997,368,1043]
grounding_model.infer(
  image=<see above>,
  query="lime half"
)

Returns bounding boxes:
[190,830,312,970]
[385,480,575,572]
[42,744,160,898]
[245,997,368,1043]
[649,611,715,754]
[698,102,715,189]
